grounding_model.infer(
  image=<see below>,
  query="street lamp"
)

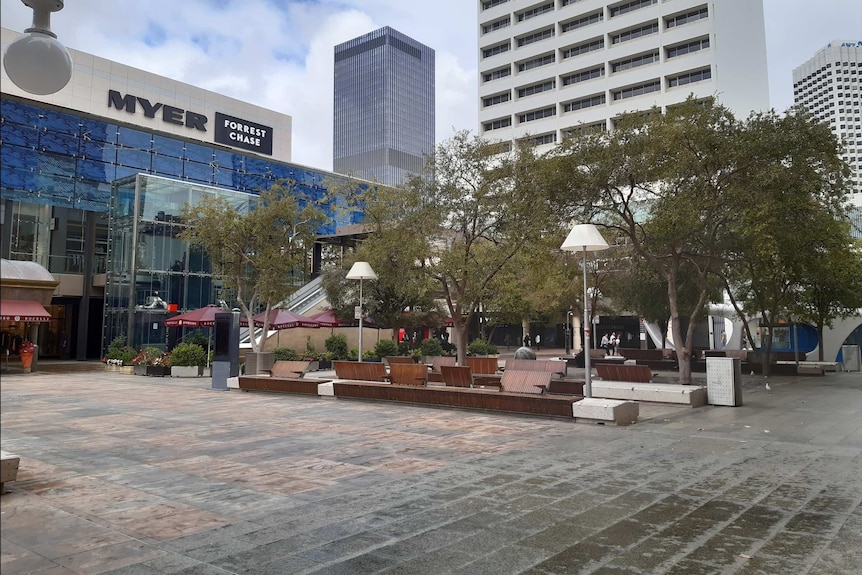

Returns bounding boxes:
[3,0,73,95]
[346,261,377,362]
[561,224,609,398]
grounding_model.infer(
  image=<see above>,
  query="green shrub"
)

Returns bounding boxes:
[374,338,399,358]
[324,333,350,360]
[420,338,444,357]
[182,330,209,349]
[273,347,298,361]
[133,346,166,366]
[170,343,207,366]
[105,336,138,366]
[397,341,414,356]
[468,339,496,356]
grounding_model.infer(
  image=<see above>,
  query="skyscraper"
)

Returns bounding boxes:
[793,40,862,208]
[334,27,435,187]
[477,0,769,148]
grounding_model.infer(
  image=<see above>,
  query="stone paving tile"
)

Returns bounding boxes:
[1,368,861,575]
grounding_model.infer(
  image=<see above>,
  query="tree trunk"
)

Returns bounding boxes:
[817,323,825,361]
[454,323,468,365]
[666,269,692,385]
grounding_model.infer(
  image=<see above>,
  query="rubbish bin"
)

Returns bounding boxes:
[842,345,860,372]
[706,357,742,406]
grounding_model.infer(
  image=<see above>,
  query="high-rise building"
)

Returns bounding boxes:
[793,40,862,209]
[333,27,435,187]
[477,0,769,148]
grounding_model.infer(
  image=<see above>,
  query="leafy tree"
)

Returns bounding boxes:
[180,179,328,352]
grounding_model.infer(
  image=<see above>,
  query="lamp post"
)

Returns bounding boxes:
[346,261,377,362]
[561,224,609,398]
[3,0,73,95]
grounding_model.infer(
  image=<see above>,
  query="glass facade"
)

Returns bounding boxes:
[1,97,366,357]
[333,27,435,187]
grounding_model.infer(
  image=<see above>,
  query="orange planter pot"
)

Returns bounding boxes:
[20,351,34,373]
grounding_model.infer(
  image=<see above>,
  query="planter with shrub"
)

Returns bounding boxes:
[170,342,206,377]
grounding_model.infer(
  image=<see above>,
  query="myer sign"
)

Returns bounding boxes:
[107,89,273,155]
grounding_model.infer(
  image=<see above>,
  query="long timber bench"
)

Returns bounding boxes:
[238,376,331,394]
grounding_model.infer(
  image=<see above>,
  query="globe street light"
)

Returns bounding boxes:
[346,261,377,362]
[561,224,609,398]
[3,0,73,95]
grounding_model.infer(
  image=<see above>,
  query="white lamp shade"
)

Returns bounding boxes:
[560,224,610,252]
[3,30,72,95]
[346,261,377,280]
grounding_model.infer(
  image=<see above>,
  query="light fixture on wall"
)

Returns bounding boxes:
[3,0,72,95]
[561,223,609,398]
[346,261,377,362]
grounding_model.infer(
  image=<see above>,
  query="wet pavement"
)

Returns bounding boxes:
[1,359,860,574]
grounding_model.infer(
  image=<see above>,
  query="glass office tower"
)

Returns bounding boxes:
[334,27,435,187]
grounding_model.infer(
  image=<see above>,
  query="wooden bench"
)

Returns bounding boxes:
[384,356,416,367]
[505,359,566,378]
[595,363,653,383]
[269,360,312,378]
[238,376,330,395]
[440,365,474,388]
[500,370,553,395]
[388,363,428,386]
[1,451,20,494]
[465,356,500,375]
[333,361,388,382]
[428,356,457,382]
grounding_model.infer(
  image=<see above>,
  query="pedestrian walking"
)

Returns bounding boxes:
[534,334,541,350]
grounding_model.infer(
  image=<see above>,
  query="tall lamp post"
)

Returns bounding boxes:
[561,224,609,398]
[3,0,73,95]
[346,261,377,362]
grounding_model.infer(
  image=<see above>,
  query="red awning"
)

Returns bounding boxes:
[0,299,52,323]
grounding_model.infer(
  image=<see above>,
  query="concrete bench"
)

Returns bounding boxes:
[796,364,825,376]
[1,451,21,493]
[596,363,653,383]
[592,381,707,407]
[571,398,639,426]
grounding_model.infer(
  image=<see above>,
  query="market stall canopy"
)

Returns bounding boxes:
[306,309,351,327]
[242,309,320,329]
[164,305,225,328]
[0,299,52,322]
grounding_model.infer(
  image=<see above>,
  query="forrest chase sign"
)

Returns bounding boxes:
[107,89,273,155]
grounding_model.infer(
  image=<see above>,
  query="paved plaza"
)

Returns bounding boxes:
[1,361,860,574]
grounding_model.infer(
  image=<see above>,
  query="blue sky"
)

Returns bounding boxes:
[2,0,860,171]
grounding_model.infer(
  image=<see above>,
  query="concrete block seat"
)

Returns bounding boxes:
[1,451,21,493]
[592,381,707,407]
[571,398,640,426]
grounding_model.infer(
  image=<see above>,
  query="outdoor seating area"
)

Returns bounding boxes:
[595,363,654,383]
[266,360,313,378]
[505,358,566,377]
[333,360,388,382]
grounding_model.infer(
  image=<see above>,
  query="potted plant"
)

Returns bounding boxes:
[132,347,169,376]
[324,333,349,366]
[104,336,136,374]
[148,351,171,377]
[170,343,206,377]
[420,338,444,364]
[18,340,36,373]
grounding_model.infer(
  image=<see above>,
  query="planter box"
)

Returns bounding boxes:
[317,360,331,371]
[147,365,171,377]
[104,364,120,372]
[134,365,148,376]
[119,366,134,375]
[171,365,203,377]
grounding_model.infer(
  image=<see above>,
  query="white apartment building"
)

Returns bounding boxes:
[477,0,770,147]
[793,40,862,207]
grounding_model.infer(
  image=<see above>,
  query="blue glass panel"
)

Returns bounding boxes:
[239,172,266,191]
[184,161,213,183]
[75,180,111,212]
[213,148,240,172]
[78,117,118,144]
[39,130,79,155]
[37,152,76,176]
[117,127,151,151]
[0,163,37,192]
[115,165,139,181]
[35,172,76,202]
[212,167,239,188]
[39,108,79,135]
[152,134,184,158]
[269,163,293,181]
[117,148,151,170]
[245,156,270,178]
[78,159,116,182]
[1,100,42,124]
[152,154,183,178]
[2,122,40,148]
[184,142,212,164]
[79,138,117,163]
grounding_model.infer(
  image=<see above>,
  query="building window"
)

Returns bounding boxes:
[612,80,661,100]
[609,0,657,18]
[482,16,511,35]
[482,0,509,9]
[563,121,606,138]
[611,21,659,44]
[518,80,556,98]
[561,0,586,7]
[518,28,555,47]
[561,11,603,33]
[666,37,710,59]
[482,41,511,59]
[562,37,604,59]
[518,107,556,123]
[519,133,557,147]
[518,53,556,72]
[563,93,606,112]
[561,66,605,86]
[517,2,554,21]
[483,92,512,107]
[665,6,708,29]
[611,50,659,73]
[483,66,512,82]
[483,117,513,131]
[667,67,712,87]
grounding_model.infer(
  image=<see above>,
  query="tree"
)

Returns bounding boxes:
[180,180,328,352]
[359,131,559,362]
[547,98,739,384]
[722,108,853,372]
